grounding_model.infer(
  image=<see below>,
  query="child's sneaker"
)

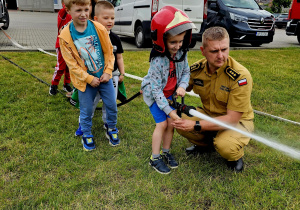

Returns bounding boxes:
[63,83,73,92]
[149,156,171,174]
[49,85,58,96]
[75,123,83,136]
[161,152,179,169]
[106,128,120,146]
[81,134,95,151]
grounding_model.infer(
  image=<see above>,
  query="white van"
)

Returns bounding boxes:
[108,0,206,48]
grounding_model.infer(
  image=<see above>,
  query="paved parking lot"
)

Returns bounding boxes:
[0,10,57,51]
[1,10,299,52]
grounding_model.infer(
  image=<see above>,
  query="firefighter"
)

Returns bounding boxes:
[172,26,254,172]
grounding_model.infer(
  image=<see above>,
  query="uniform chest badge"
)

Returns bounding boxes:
[238,78,247,86]
[220,85,230,92]
[194,79,204,86]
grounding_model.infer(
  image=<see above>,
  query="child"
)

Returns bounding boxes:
[59,0,119,151]
[49,0,72,96]
[94,0,125,107]
[75,1,125,147]
[141,6,195,174]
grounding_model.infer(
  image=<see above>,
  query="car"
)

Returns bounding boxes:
[272,13,281,18]
[201,0,275,47]
[108,0,205,48]
[0,0,9,30]
[275,13,289,29]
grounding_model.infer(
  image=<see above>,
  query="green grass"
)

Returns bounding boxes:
[0,48,299,209]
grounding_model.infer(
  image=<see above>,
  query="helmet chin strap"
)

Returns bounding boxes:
[165,48,188,62]
[149,47,189,62]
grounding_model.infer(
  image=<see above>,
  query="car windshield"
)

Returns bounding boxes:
[221,0,260,9]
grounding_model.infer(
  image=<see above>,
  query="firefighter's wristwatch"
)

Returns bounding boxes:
[194,121,201,131]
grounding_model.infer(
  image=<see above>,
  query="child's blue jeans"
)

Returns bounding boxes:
[78,79,117,136]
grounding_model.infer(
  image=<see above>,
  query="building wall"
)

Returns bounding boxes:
[17,0,54,12]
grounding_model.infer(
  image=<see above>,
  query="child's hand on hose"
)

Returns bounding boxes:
[176,87,186,97]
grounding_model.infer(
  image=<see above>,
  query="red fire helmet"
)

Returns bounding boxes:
[150,6,196,53]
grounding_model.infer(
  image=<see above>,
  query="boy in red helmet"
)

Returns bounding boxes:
[141,6,195,174]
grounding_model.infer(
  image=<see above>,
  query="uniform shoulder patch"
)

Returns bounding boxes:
[225,66,240,81]
[238,78,247,86]
[190,62,204,72]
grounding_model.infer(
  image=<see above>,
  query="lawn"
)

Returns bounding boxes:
[0,48,299,209]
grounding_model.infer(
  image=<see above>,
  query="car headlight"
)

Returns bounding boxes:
[229,13,248,23]
[287,21,291,27]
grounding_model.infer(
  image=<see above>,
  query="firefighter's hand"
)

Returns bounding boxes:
[172,118,195,132]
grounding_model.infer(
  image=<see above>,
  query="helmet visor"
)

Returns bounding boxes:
[167,22,196,36]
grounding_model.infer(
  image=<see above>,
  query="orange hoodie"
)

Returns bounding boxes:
[59,20,114,92]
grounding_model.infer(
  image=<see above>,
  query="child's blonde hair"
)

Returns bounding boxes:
[94,1,114,16]
[64,0,91,9]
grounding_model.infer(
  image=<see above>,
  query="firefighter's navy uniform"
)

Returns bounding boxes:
[177,56,254,161]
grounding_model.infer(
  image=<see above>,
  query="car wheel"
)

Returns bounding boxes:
[1,8,9,30]
[135,25,145,48]
[277,25,282,29]
[189,39,197,48]
[297,32,300,44]
[251,42,262,47]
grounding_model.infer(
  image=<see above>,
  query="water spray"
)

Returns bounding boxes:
[170,96,300,160]
[190,109,300,160]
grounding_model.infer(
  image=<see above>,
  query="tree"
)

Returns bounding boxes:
[271,0,291,13]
